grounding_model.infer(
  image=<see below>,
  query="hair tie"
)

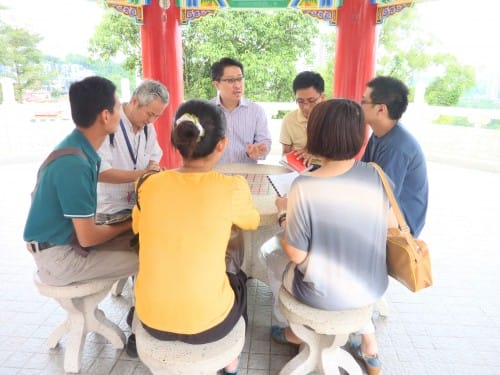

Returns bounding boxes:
[176,113,205,141]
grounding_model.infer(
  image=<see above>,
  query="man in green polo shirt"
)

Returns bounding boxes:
[23,76,138,286]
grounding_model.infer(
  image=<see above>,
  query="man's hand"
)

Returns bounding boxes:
[147,161,161,172]
[246,142,269,160]
[293,148,313,167]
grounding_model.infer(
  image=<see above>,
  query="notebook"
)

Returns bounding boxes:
[267,171,299,197]
[279,151,313,173]
[95,211,132,225]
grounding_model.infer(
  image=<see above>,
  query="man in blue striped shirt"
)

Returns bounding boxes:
[210,57,272,164]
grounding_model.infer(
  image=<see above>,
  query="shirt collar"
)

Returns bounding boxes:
[215,93,249,109]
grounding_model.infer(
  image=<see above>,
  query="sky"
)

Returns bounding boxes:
[0,0,105,58]
[0,0,498,71]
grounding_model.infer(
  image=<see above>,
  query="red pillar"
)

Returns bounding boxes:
[141,2,183,169]
[334,0,377,159]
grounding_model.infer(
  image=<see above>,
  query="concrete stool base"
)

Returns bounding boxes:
[278,287,373,375]
[34,274,126,373]
[136,316,246,375]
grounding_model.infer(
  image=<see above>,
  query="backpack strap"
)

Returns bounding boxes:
[32,147,87,198]
[134,169,159,211]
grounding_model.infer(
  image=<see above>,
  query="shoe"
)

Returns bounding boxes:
[222,355,240,375]
[348,334,381,375]
[270,325,299,347]
[126,334,138,358]
[126,306,135,328]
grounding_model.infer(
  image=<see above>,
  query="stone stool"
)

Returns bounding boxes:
[34,274,126,373]
[135,316,246,375]
[278,287,373,375]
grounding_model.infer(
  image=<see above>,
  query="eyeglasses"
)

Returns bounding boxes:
[296,95,321,106]
[220,76,245,85]
[146,111,161,119]
[360,98,379,105]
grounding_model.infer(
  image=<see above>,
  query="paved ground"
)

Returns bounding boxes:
[1,158,499,374]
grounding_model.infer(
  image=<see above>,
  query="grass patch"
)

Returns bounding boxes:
[433,115,473,127]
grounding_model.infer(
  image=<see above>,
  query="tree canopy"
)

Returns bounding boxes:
[377,7,476,105]
[0,21,54,102]
[88,11,141,75]
[88,9,317,101]
[182,10,318,101]
[87,6,475,106]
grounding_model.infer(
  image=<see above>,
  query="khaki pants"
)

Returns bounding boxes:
[33,231,138,286]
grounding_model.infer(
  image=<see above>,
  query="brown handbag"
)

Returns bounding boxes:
[370,163,433,292]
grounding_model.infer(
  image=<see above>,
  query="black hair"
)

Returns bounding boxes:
[172,99,226,160]
[293,71,325,94]
[210,57,244,81]
[69,76,117,128]
[307,99,365,160]
[366,76,409,120]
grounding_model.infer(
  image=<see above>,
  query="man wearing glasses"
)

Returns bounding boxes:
[361,76,428,237]
[210,57,272,164]
[96,80,168,218]
[279,71,325,167]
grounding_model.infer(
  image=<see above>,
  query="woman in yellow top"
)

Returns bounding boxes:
[132,99,260,374]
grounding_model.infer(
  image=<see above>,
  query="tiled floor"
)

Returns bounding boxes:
[1,160,499,374]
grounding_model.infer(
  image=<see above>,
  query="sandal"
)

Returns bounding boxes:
[222,355,240,375]
[348,334,381,375]
[271,325,299,347]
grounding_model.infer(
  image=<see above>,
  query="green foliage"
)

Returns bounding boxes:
[425,57,475,106]
[0,21,54,102]
[62,53,136,97]
[378,7,476,106]
[182,10,318,101]
[433,115,473,127]
[484,119,500,130]
[377,8,434,84]
[316,30,335,98]
[272,109,292,119]
[88,10,141,75]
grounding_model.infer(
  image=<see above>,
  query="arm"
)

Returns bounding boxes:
[72,218,131,247]
[98,168,147,183]
[251,104,272,159]
[275,196,307,264]
[282,144,293,154]
[281,237,308,264]
[232,176,260,230]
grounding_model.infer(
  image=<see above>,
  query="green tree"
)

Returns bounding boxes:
[424,56,475,106]
[0,21,53,102]
[377,7,476,105]
[316,29,336,98]
[377,7,434,85]
[89,10,318,101]
[88,10,141,75]
[182,10,318,101]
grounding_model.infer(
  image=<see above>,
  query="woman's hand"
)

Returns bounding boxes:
[275,196,288,212]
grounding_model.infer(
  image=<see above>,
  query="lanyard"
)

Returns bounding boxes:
[120,120,141,169]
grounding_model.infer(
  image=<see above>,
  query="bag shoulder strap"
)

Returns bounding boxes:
[369,162,411,234]
[134,169,159,211]
[32,147,87,197]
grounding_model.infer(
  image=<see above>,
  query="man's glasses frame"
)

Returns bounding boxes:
[219,76,245,85]
[296,95,322,106]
